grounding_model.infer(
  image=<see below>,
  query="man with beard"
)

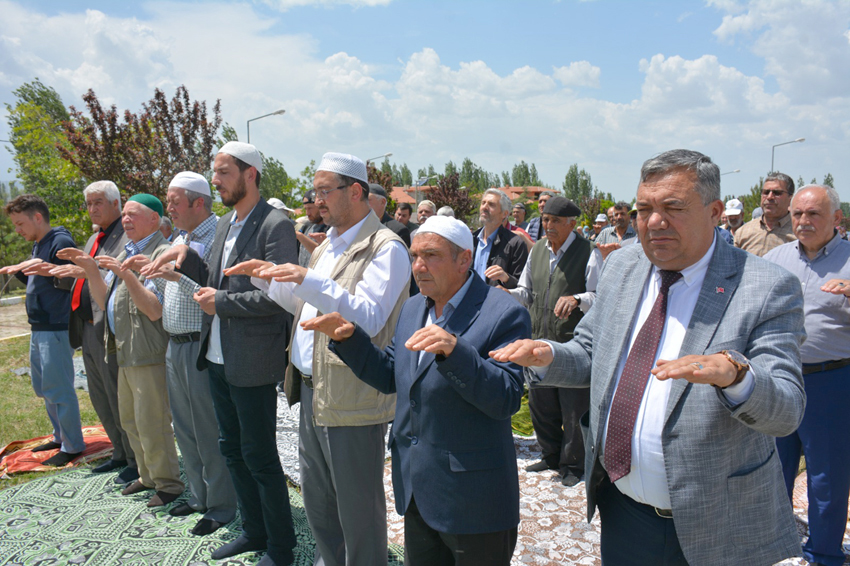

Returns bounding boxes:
[723,199,745,237]
[296,189,328,267]
[595,202,637,259]
[526,191,556,242]
[473,189,529,289]
[735,172,797,256]
[143,142,298,565]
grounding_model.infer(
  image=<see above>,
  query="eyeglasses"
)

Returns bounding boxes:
[315,184,349,199]
[762,189,788,197]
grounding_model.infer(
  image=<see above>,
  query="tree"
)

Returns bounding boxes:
[501,171,511,187]
[398,163,413,186]
[60,85,222,201]
[427,173,476,222]
[529,163,541,186]
[444,160,458,177]
[823,173,834,188]
[511,161,531,186]
[260,156,290,202]
[4,78,89,242]
[562,164,594,202]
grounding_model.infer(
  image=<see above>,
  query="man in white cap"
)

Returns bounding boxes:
[589,213,608,242]
[227,151,410,566]
[127,172,236,535]
[143,142,299,565]
[300,215,531,565]
[723,198,745,238]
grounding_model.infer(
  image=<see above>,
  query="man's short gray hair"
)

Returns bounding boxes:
[765,172,795,196]
[83,180,122,206]
[185,189,213,214]
[795,184,841,212]
[483,188,511,213]
[437,206,455,217]
[639,149,720,205]
[418,199,437,213]
[160,216,173,230]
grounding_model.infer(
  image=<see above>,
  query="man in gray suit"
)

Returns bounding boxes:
[492,149,806,566]
[145,142,298,565]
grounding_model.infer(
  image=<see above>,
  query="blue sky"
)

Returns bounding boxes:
[1,0,849,201]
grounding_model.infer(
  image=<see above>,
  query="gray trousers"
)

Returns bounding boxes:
[82,320,134,464]
[165,339,237,523]
[299,384,389,566]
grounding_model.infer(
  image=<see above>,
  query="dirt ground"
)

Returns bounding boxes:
[0,302,30,340]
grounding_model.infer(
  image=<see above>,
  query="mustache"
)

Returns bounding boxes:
[795,225,816,234]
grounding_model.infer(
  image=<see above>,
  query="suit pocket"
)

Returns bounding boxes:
[447,448,502,472]
[726,448,785,549]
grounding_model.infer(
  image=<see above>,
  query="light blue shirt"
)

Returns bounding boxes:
[106,231,162,334]
[419,271,475,363]
[473,229,498,280]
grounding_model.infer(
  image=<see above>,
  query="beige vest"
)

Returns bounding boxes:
[284,212,409,426]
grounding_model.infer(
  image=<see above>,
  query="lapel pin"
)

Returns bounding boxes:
[716,287,725,294]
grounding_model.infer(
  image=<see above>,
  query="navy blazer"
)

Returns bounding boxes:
[331,273,531,535]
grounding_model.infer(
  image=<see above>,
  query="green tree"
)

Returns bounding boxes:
[823,173,834,188]
[428,173,476,223]
[399,163,413,186]
[511,161,531,186]
[562,164,594,202]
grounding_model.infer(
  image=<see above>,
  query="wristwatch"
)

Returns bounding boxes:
[573,295,581,305]
[718,350,749,389]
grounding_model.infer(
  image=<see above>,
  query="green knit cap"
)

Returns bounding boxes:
[128,193,163,217]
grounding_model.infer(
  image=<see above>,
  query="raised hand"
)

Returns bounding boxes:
[489,339,553,367]
[300,312,356,342]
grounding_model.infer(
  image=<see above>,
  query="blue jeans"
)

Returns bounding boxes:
[30,330,84,453]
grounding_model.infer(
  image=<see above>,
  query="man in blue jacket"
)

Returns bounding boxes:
[302,215,531,566]
[1,194,84,466]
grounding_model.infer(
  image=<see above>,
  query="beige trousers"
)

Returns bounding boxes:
[117,364,183,494]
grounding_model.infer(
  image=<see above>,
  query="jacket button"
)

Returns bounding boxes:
[459,383,466,388]
[411,436,418,445]
[447,372,454,377]
[410,400,416,408]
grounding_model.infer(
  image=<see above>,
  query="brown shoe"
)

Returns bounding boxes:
[147,491,180,508]
[121,480,153,496]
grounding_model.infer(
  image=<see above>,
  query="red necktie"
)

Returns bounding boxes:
[71,230,106,311]
[604,269,682,482]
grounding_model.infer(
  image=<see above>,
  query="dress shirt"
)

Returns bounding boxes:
[254,213,411,376]
[764,232,850,363]
[594,225,637,246]
[162,214,218,335]
[510,232,601,314]
[419,271,475,364]
[206,205,257,365]
[106,231,163,334]
[473,228,499,280]
[734,213,796,257]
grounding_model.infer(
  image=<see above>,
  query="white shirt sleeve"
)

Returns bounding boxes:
[292,240,411,337]
[576,247,602,313]
[509,253,534,308]
[253,275,301,315]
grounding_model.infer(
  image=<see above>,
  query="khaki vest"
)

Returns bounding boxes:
[529,235,592,342]
[284,212,409,426]
[107,231,171,368]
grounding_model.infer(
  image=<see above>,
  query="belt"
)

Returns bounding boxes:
[169,332,200,344]
[301,374,314,389]
[802,357,850,375]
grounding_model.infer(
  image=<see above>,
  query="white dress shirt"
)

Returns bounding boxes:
[601,235,754,509]
[254,213,411,376]
[510,232,601,313]
[206,205,256,365]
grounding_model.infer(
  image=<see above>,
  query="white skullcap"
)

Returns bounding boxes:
[724,198,744,216]
[267,198,295,214]
[316,152,368,186]
[169,171,211,197]
[594,213,607,223]
[218,141,263,173]
[415,215,473,253]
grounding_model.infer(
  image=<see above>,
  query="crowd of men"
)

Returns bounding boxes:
[2,144,848,566]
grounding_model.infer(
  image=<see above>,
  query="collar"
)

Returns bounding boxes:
[794,230,843,260]
[189,213,217,241]
[549,231,576,256]
[425,271,475,315]
[760,212,791,229]
[327,212,370,252]
[100,218,121,238]
[650,232,717,289]
[231,203,257,227]
[125,231,158,256]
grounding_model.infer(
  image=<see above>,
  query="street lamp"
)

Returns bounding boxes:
[366,152,392,164]
[721,169,741,176]
[415,175,438,203]
[246,109,285,144]
[771,138,805,173]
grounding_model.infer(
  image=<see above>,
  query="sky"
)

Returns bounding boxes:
[1,0,849,202]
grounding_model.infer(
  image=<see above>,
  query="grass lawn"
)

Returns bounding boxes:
[0,334,101,488]
[511,390,534,436]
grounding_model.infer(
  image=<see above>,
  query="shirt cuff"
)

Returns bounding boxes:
[720,369,755,405]
[251,276,271,292]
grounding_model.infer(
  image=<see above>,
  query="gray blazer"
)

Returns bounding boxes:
[542,237,806,566]
[179,199,298,387]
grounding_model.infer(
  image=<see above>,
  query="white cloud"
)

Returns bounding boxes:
[258,0,393,11]
[552,61,601,88]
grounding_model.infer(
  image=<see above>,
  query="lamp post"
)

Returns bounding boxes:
[246,109,285,144]
[771,138,805,173]
[721,169,741,176]
[415,175,438,204]
[366,152,392,164]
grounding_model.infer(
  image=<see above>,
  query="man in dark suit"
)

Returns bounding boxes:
[473,189,528,289]
[493,149,805,566]
[144,142,298,566]
[368,183,411,247]
[303,215,531,566]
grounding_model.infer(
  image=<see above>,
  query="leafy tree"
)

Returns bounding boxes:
[796,175,806,190]
[511,161,531,186]
[444,160,458,177]
[260,156,290,202]
[501,171,511,187]
[428,173,475,222]
[398,163,413,186]
[4,78,88,242]
[380,158,392,177]
[823,173,834,188]
[736,179,764,218]
[562,164,594,202]
[529,163,541,186]
[0,181,22,203]
[60,85,222,201]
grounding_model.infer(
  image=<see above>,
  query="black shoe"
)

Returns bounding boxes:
[114,466,140,485]
[43,451,82,467]
[561,473,582,487]
[31,441,61,453]
[525,460,557,473]
[169,502,197,517]
[147,491,180,508]
[191,518,223,536]
[210,535,267,560]
[92,459,127,474]
[256,554,291,566]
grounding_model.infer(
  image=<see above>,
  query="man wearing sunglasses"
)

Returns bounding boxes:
[735,172,797,256]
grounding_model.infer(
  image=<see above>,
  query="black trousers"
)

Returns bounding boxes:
[596,478,688,566]
[528,386,589,476]
[403,497,517,566]
[207,363,296,564]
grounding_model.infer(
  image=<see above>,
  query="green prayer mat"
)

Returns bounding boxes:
[0,463,404,565]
